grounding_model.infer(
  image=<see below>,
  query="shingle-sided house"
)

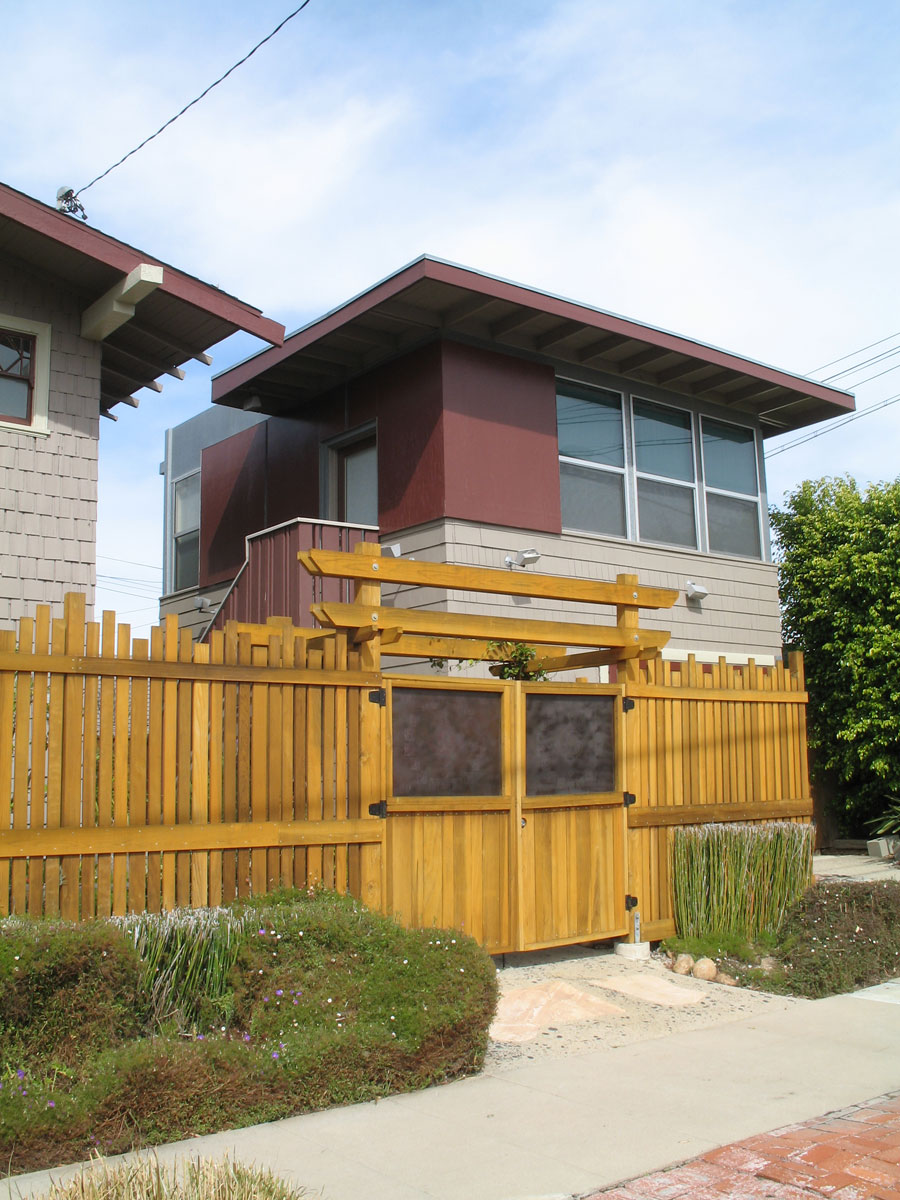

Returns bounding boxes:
[0,181,283,625]
[160,257,854,665]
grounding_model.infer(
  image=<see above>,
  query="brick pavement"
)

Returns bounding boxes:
[584,1090,900,1199]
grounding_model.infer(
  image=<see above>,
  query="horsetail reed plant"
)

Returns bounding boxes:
[38,1153,309,1199]
[113,908,250,1029]
[671,821,813,940]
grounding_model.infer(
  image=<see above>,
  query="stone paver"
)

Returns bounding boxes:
[583,1090,900,1200]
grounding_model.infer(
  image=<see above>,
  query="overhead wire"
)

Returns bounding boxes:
[76,1,313,198]
[765,391,900,458]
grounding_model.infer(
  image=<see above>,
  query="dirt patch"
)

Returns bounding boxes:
[485,944,802,1069]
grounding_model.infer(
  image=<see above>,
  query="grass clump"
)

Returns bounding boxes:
[0,889,497,1177]
[671,821,812,941]
[37,1153,307,1199]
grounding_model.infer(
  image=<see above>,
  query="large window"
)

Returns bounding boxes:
[557,383,764,559]
[557,385,627,538]
[0,316,50,434]
[701,417,762,558]
[172,472,200,590]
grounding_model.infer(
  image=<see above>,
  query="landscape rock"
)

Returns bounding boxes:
[691,957,718,981]
[715,971,738,987]
[672,954,695,975]
[759,956,778,973]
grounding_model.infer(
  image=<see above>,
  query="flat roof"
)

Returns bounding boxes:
[0,181,284,414]
[213,255,854,435]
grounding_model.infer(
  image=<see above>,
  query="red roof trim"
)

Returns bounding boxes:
[212,256,852,410]
[0,182,284,346]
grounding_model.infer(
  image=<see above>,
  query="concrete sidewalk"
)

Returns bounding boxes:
[6,990,900,1200]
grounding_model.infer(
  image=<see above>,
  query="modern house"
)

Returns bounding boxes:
[160,257,854,666]
[0,181,283,625]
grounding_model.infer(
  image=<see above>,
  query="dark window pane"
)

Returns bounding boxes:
[343,440,378,525]
[707,492,761,558]
[526,693,616,795]
[557,387,624,467]
[0,376,30,421]
[174,530,200,590]
[702,419,758,495]
[560,461,626,537]
[392,688,502,796]
[0,333,31,377]
[634,399,694,481]
[637,478,697,547]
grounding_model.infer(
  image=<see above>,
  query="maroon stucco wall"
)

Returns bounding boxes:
[439,342,561,534]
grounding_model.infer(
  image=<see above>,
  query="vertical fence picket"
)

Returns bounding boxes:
[265,633,282,892]
[161,615,179,910]
[0,630,16,914]
[80,620,100,920]
[112,623,131,916]
[191,641,211,908]
[43,618,67,917]
[95,612,115,917]
[10,617,34,915]
[236,632,252,897]
[208,630,225,907]
[129,638,150,913]
[146,625,164,913]
[175,628,193,906]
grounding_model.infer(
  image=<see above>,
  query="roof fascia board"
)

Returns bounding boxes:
[212,254,852,413]
[0,182,283,346]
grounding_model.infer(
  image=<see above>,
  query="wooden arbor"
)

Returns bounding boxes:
[297,543,678,675]
[299,545,679,951]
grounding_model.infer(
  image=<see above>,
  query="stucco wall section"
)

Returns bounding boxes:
[0,257,100,627]
[380,518,783,674]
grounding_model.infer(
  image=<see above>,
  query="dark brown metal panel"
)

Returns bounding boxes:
[525,693,616,795]
[376,343,445,533]
[391,687,503,797]
[199,426,267,587]
[440,341,561,534]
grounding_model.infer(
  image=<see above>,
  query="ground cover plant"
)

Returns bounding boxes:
[0,889,497,1176]
[665,880,900,999]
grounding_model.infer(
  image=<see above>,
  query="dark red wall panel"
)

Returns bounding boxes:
[439,342,561,534]
[199,425,267,587]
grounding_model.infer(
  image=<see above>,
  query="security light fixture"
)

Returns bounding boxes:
[244,394,263,412]
[685,580,709,602]
[382,544,403,557]
[505,548,541,569]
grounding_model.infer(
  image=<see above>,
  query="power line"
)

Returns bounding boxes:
[821,343,900,384]
[75,1,313,198]
[765,391,900,458]
[808,330,900,376]
[98,554,161,572]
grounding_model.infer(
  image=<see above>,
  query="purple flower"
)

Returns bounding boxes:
[47,1100,55,1108]
[275,989,283,997]
[271,1051,279,1060]
[16,1069,24,1080]
[243,1033,251,1043]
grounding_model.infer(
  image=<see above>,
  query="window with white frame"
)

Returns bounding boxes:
[701,416,762,558]
[557,385,627,538]
[0,316,51,434]
[557,383,763,559]
[172,472,200,591]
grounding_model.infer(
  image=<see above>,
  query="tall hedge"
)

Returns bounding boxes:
[770,475,900,833]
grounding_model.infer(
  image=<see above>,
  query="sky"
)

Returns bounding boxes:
[5,0,900,635]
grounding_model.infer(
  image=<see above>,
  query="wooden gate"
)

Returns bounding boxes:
[382,676,628,953]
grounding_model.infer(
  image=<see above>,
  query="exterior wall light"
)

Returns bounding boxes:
[382,544,403,557]
[685,580,709,601]
[505,548,541,568]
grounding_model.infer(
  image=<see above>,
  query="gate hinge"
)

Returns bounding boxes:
[368,800,388,818]
[368,687,386,706]
[622,696,635,713]
[623,792,636,807]
[625,894,639,911]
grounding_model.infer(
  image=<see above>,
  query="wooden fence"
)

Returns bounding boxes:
[622,653,811,941]
[0,593,811,946]
[0,594,384,920]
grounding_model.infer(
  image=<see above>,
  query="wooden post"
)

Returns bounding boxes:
[352,543,384,910]
[615,573,641,942]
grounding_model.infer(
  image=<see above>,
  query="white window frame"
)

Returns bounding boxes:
[630,394,700,552]
[557,380,631,541]
[556,378,767,561]
[167,468,201,594]
[699,412,765,560]
[0,312,51,437]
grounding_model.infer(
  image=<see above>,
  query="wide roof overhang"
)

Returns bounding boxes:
[0,182,284,417]
[212,256,853,435]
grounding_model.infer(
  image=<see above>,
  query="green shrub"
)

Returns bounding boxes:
[0,889,497,1177]
[0,919,146,1071]
[671,821,813,940]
